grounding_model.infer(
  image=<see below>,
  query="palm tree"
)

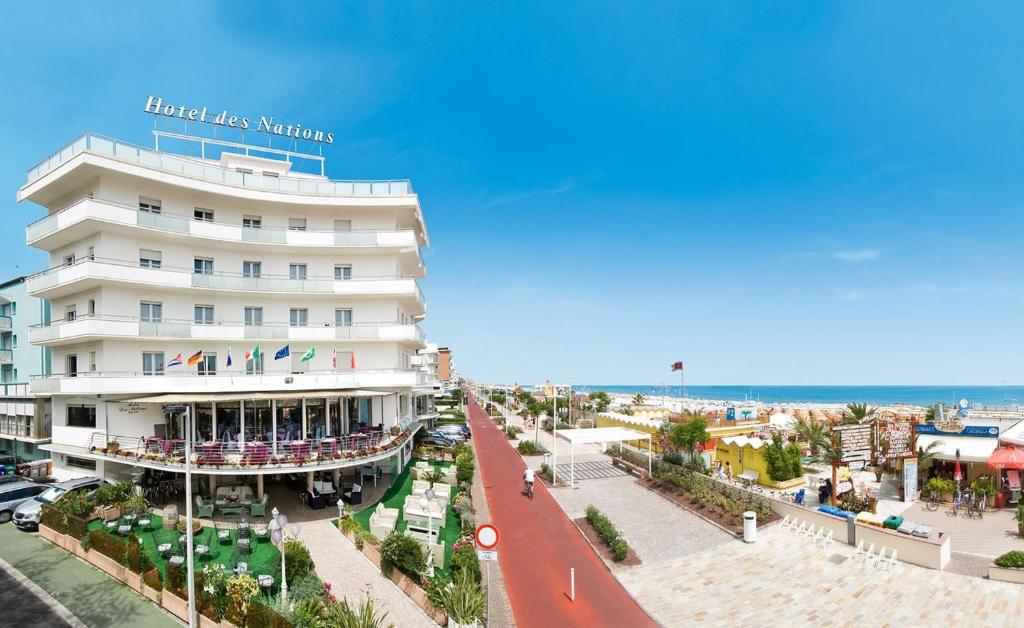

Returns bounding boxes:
[793,416,828,456]
[632,393,646,406]
[842,402,877,425]
[917,440,941,470]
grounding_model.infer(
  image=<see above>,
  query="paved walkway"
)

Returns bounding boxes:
[618,525,1024,626]
[899,501,1024,558]
[0,524,179,628]
[468,395,656,628]
[300,519,437,628]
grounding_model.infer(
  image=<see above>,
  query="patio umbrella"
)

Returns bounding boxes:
[953,457,963,485]
[987,445,1024,470]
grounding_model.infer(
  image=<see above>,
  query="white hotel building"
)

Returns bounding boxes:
[18,131,437,494]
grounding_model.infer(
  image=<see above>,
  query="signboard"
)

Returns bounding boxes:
[880,421,916,460]
[915,424,999,437]
[475,524,499,550]
[848,461,865,471]
[144,96,335,144]
[836,481,853,494]
[834,424,872,463]
[476,549,498,562]
[726,407,736,421]
[903,459,918,503]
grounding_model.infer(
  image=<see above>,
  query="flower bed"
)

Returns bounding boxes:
[643,466,777,534]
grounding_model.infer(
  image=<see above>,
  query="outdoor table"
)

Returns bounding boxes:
[137,517,151,528]
[145,436,167,453]
[233,562,248,575]
[253,527,269,540]
[117,524,132,535]
[320,438,338,457]
[169,555,184,566]
[258,575,274,588]
[167,439,185,454]
[288,441,311,459]
[217,529,231,541]
[123,513,137,522]
[157,542,172,554]
[237,538,251,552]
[195,544,209,557]
[104,520,118,530]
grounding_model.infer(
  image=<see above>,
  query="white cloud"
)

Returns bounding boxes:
[835,289,865,302]
[831,249,881,262]
[482,175,587,210]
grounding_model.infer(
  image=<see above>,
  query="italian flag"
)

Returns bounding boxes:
[245,345,261,362]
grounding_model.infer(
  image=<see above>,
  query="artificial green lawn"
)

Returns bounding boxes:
[86,514,281,583]
[352,459,461,577]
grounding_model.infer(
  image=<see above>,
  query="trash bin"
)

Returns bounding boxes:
[743,511,756,543]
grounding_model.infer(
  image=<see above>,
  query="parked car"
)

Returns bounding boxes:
[13,476,106,531]
[436,424,471,439]
[430,427,466,442]
[0,475,28,487]
[417,434,455,448]
[0,481,49,524]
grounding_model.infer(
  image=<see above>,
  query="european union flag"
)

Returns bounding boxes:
[274,345,290,360]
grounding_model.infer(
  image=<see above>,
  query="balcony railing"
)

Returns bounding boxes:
[84,428,412,472]
[0,315,10,331]
[29,315,426,345]
[0,349,11,365]
[26,257,425,303]
[0,382,30,397]
[30,368,421,395]
[26,197,422,249]
[26,133,414,197]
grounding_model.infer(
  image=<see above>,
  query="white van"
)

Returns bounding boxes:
[0,481,48,524]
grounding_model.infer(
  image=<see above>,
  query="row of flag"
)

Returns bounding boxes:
[166,345,356,369]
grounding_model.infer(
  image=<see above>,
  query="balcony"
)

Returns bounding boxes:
[29,315,426,347]
[0,349,11,365]
[25,133,414,198]
[0,316,10,331]
[45,426,419,476]
[26,197,424,252]
[26,258,425,312]
[30,368,422,396]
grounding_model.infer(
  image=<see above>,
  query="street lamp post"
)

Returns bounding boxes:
[268,507,301,602]
[553,392,558,484]
[182,405,197,628]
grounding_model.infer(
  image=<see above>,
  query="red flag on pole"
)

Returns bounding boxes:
[671,361,683,371]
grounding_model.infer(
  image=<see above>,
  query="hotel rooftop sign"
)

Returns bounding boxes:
[144,96,334,144]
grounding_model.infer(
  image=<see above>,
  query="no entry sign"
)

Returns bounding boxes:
[475,524,499,550]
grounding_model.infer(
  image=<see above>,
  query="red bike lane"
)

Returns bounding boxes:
[466,395,656,628]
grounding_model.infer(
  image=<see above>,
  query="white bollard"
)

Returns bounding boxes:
[570,567,575,602]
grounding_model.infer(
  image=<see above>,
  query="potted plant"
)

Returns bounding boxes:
[93,482,131,521]
[925,477,955,503]
[971,477,998,508]
[441,567,486,628]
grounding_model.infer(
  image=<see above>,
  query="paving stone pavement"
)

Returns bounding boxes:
[301,519,437,628]
[617,526,1024,627]
[899,501,1024,557]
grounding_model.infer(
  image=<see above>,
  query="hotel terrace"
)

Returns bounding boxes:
[17,131,438,500]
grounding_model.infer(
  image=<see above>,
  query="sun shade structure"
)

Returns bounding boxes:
[124,389,389,403]
[554,427,652,487]
[988,445,1024,470]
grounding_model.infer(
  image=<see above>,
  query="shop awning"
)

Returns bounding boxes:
[916,434,999,463]
[124,390,390,404]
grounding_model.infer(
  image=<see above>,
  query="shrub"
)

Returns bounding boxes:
[925,477,955,496]
[39,505,67,534]
[284,538,314,586]
[247,601,294,628]
[584,505,629,562]
[379,533,426,578]
[440,568,486,623]
[167,561,186,595]
[339,517,361,535]
[995,550,1024,568]
[662,451,684,466]
[143,567,163,591]
[88,529,128,565]
[764,435,797,482]
[125,537,153,574]
[354,529,379,550]
[516,440,546,455]
[93,481,132,508]
[225,573,260,625]
[425,573,450,609]
[56,489,96,520]
[450,544,481,583]
[287,573,325,602]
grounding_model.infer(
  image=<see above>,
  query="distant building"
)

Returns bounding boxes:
[0,276,52,474]
[437,346,454,383]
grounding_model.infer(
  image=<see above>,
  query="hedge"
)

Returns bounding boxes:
[584,505,629,562]
[995,550,1024,568]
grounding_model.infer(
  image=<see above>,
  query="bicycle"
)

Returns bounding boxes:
[523,481,534,500]
[966,491,984,520]
[947,488,964,517]
[924,493,941,511]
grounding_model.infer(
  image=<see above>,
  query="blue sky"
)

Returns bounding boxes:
[2,3,1023,386]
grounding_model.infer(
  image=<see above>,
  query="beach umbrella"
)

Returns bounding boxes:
[953,456,963,485]
[988,445,1024,470]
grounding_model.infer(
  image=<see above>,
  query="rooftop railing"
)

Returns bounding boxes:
[26,133,414,197]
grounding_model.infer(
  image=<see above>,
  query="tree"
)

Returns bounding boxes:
[792,416,828,456]
[917,440,941,470]
[842,402,877,425]
[632,393,646,406]
[588,390,611,413]
[669,417,710,468]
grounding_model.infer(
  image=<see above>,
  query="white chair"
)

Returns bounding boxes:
[860,543,876,567]
[820,530,833,549]
[795,522,807,535]
[369,502,399,539]
[803,524,817,540]
[852,540,864,562]
[411,480,431,496]
[869,546,884,569]
[881,549,898,571]
[813,528,824,545]
[780,515,792,531]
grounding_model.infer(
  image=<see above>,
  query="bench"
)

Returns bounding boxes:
[737,470,759,488]
[611,457,649,479]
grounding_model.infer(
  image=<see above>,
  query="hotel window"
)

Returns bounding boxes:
[65,456,96,471]
[139,198,161,214]
[142,351,165,376]
[194,305,214,325]
[198,354,217,376]
[335,308,353,327]
[67,404,96,428]
[334,264,352,280]
[140,301,162,322]
[64,254,75,267]
[193,208,214,223]
[88,299,95,315]
[288,218,307,232]
[289,308,308,327]
[243,261,262,278]
[89,351,96,372]
[9,303,14,316]
[244,307,263,327]
[242,215,262,229]
[87,246,95,260]
[194,257,214,275]
[246,354,264,375]
[139,249,162,269]
[289,264,307,280]
[334,220,352,232]
[11,335,16,348]
[66,305,77,322]
[66,354,78,377]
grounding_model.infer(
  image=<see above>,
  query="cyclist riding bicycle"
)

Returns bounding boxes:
[523,467,535,497]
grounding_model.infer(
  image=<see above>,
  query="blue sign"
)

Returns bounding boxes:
[915,424,999,437]
[726,407,736,421]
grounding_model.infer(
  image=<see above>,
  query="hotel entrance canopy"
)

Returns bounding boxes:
[554,427,652,487]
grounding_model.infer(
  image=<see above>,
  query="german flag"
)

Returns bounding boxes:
[187,350,204,367]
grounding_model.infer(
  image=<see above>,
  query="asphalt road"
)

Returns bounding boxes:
[0,568,71,628]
